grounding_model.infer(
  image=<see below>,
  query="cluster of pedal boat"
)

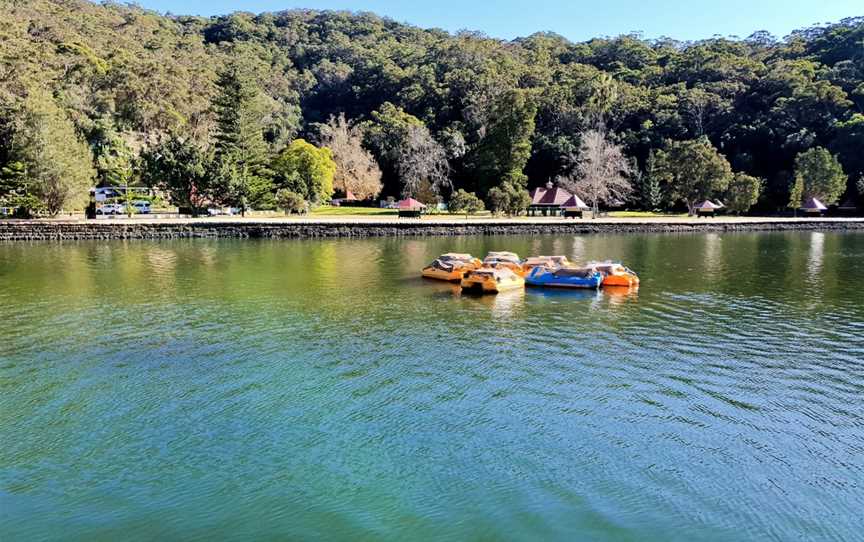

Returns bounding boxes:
[422,252,639,294]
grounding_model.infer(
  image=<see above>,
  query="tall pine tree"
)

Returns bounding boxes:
[211,60,270,214]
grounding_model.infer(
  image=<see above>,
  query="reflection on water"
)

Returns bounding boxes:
[703,232,722,279]
[808,231,825,282]
[423,279,462,300]
[1,232,863,542]
[570,235,587,263]
[603,286,640,307]
[473,287,526,318]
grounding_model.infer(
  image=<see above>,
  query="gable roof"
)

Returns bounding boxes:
[695,200,720,210]
[529,185,576,206]
[396,198,427,209]
[562,194,589,209]
[802,197,827,211]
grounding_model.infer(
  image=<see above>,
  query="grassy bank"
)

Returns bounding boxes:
[310,207,397,217]
[310,208,686,219]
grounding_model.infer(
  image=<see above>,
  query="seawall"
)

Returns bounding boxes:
[2,218,864,242]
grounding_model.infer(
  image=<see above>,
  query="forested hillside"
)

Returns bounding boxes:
[1,0,862,215]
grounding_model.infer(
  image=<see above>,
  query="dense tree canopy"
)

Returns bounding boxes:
[790,147,848,206]
[139,134,211,213]
[12,90,95,215]
[0,1,862,213]
[271,139,336,204]
[648,138,733,215]
[725,173,763,214]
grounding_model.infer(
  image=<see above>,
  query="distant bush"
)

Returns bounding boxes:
[276,189,307,215]
[448,189,485,215]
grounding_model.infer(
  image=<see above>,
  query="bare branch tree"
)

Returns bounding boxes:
[397,124,451,200]
[318,113,382,200]
[559,127,632,217]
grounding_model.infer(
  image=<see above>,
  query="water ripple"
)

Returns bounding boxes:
[1,233,864,541]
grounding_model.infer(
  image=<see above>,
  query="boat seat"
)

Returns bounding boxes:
[552,268,595,279]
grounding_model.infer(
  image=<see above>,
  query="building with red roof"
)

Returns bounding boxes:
[527,182,588,216]
[396,197,427,218]
[396,198,427,209]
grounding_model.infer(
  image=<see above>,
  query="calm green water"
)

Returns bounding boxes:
[1,232,863,541]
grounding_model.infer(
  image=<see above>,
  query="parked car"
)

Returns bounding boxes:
[132,201,151,214]
[96,203,124,215]
[208,207,243,216]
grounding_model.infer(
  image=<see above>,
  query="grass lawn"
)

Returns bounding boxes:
[310,206,397,216]
[607,211,689,218]
[309,207,690,219]
[310,206,496,218]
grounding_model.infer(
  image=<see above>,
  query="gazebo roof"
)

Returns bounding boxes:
[396,198,427,209]
[529,184,574,206]
[562,194,589,209]
[801,197,827,211]
[695,200,720,210]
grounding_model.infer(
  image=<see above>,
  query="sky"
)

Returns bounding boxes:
[130,0,862,42]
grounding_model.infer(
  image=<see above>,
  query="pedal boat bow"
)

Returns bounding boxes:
[422,253,482,282]
[460,267,525,294]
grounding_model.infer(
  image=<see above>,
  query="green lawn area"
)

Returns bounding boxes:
[310,206,397,216]
[309,207,689,219]
[607,211,689,218]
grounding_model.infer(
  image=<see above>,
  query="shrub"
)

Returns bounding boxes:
[276,189,307,214]
[448,189,485,215]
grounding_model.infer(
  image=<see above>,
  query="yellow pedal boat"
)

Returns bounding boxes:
[483,251,526,277]
[460,267,525,294]
[422,253,482,282]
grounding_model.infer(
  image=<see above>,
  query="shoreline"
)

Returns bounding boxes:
[1,217,863,241]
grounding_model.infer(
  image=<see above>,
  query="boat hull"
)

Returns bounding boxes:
[484,262,526,277]
[460,276,524,294]
[601,274,640,287]
[525,268,603,289]
[586,261,640,288]
[422,268,467,282]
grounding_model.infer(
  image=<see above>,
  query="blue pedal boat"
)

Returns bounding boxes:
[525,266,603,289]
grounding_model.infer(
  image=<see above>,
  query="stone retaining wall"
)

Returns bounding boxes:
[1,219,863,242]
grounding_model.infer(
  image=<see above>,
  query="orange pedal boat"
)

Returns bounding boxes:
[587,261,640,287]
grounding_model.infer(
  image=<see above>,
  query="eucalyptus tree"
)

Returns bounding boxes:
[559,128,633,217]
[396,124,450,200]
[648,137,733,215]
[318,113,382,200]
